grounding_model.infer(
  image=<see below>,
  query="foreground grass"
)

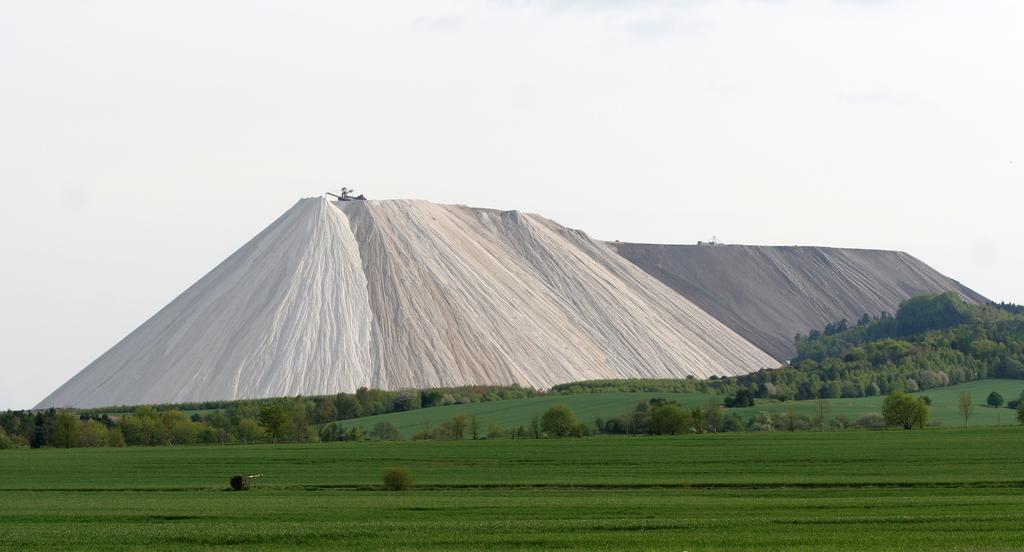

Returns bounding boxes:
[3,487,1021,551]
[1,427,1023,550]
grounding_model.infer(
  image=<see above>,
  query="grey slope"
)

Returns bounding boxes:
[37,199,777,408]
[611,243,988,361]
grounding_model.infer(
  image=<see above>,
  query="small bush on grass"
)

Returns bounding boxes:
[382,467,414,491]
[854,413,886,429]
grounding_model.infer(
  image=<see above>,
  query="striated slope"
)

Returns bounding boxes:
[38,199,777,408]
[38,199,374,408]
[611,243,988,361]
[341,201,774,390]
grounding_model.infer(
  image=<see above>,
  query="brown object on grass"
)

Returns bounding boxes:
[229,473,263,491]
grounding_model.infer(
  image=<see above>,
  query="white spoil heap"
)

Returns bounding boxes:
[37,198,777,408]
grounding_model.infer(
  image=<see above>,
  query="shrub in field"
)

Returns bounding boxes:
[540,405,578,437]
[882,391,929,429]
[719,413,744,432]
[382,467,414,491]
[53,409,81,449]
[77,420,109,447]
[829,414,850,430]
[650,404,687,435]
[107,427,126,447]
[371,422,402,441]
[854,413,886,429]
[748,412,774,432]
[487,425,506,439]
[0,428,16,449]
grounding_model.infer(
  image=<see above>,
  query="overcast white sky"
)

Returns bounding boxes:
[1,0,1021,410]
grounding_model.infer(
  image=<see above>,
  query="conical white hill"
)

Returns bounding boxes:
[38,199,375,408]
[38,198,777,408]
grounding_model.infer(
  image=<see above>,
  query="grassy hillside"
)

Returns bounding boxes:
[329,391,714,436]
[727,378,1024,427]
[1,428,1023,549]
[330,379,1024,436]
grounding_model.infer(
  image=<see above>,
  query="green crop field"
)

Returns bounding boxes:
[2,426,1024,550]
[330,379,1024,436]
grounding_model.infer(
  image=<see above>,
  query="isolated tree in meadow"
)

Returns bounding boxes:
[783,408,797,432]
[53,409,81,448]
[1018,402,1024,425]
[470,415,479,440]
[629,402,650,435]
[382,467,414,491]
[987,392,1004,408]
[814,398,829,432]
[958,392,974,427]
[258,402,290,443]
[691,407,706,433]
[451,414,468,440]
[705,400,722,433]
[529,415,542,439]
[540,405,578,437]
[650,404,686,435]
[882,391,929,430]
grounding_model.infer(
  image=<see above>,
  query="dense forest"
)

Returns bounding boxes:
[723,293,1024,402]
[558,293,1024,404]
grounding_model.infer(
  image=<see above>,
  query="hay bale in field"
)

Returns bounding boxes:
[229,473,262,491]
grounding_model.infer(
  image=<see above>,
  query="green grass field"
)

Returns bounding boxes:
[2,427,1024,550]
[332,379,1024,436]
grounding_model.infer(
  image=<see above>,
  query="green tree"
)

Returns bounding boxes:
[451,414,468,440]
[649,404,686,435]
[233,417,264,443]
[691,407,706,433]
[882,391,929,430]
[160,410,198,446]
[705,399,722,433]
[107,427,126,447]
[814,397,829,432]
[540,405,578,437]
[345,426,366,442]
[371,422,402,441]
[334,394,362,419]
[286,398,311,442]
[258,402,290,443]
[382,467,414,491]
[1017,402,1024,425]
[987,392,1004,408]
[529,415,541,438]
[53,409,81,448]
[470,415,479,440]
[958,392,973,427]
[313,398,338,427]
[77,420,109,447]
